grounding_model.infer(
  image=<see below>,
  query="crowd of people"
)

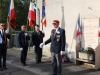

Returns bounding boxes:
[0,20,66,75]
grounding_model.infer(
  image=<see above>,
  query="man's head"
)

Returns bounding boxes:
[21,25,26,31]
[0,23,5,30]
[35,25,40,31]
[52,20,60,28]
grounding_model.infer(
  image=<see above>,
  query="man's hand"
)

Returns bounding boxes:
[60,51,63,55]
[20,48,23,51]
[25,32,28,36]
[39,42,45,48]
[42,30,44,33]
[5,30,9,34]
[33,46,36,50]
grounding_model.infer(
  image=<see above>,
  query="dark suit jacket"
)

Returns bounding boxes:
[45,27,65,53]
[32,31,45,48]
[18,31,30,48]
[0,31,10,48]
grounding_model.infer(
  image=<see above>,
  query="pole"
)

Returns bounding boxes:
[42,23,43,30]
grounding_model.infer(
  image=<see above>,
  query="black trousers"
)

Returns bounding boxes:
[34,47,42,62]
[20,46,28,64]
[0,44,7,67]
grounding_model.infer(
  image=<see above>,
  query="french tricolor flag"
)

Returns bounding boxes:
[28,1,36,27]
[76,15,81,38]
[41,0,46,27]
[98,24,100,37]
[8,0,16,29]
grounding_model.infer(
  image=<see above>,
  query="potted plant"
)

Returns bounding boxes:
[78,47,95,61]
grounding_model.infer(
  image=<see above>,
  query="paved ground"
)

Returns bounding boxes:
[0,48,100,75]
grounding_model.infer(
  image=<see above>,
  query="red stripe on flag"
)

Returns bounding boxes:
[28,2,36,27]
[28,10,36,21]
[9,9,16,20]
[10,19,16,29]
[98,30,100,37]
[41,18,46,27]
[76,30,81,38]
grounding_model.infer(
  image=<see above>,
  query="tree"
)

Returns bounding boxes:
[0,0,32,30]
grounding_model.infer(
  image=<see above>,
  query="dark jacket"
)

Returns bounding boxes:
[18,31,30,48]
[0,31,10,48]
[45,27,65,53]
[32,31,45,48]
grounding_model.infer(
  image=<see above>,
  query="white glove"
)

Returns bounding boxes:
[39,42,45,48]
[25,33,28,36]
[42,30,44,33]
[20,48,23,51]
[33,46,36,50]
[60,51,63,55]
[5,30,9,34]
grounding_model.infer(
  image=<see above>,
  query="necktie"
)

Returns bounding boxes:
[2,30,4,43]
[54,29,56,34]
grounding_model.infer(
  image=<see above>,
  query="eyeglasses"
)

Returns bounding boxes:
[23,27,26,28]
[53,23,57,25]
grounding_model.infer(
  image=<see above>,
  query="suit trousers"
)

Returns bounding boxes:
[34,47,42,62]
[0,44,7,67]
[51,52,62,75]
[20,46,28,64]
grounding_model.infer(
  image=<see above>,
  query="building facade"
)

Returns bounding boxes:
[37,0,100,61]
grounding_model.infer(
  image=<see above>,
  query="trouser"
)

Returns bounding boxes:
[51,52,62,75]
[20,46,28,64]
[34,47,42,62]
[0,44,7,67]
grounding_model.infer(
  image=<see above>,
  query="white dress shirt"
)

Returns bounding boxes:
[54,27,60,32]
[0,29,3,44]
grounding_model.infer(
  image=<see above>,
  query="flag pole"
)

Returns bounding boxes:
[42,21,43,30]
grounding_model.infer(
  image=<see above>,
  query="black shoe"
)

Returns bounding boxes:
[21,63,28,66]
[36,62,39,64]
[0,67,3,71]
[40,61,44,63]
[52,74,57,75]
[3,66,7,70]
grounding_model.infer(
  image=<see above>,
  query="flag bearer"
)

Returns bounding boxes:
[32,24,45,64]
[0,23,10,71]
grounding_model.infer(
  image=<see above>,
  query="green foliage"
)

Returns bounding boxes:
[0,0,34,31]
[79,47,95,54]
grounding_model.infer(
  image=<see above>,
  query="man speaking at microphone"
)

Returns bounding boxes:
[40,20,66,75]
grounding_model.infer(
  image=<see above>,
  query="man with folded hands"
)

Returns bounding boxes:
[18,25,30,66]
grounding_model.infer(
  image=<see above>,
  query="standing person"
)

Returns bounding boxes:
[40,20,65,75]
[32,24,45,64]
[18,25,30,66]
[0,23,10,71]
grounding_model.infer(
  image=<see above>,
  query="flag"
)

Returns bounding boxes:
[76,15,81,38]
[8,0,16,29]
[41,0,46,27]
[28,2,36,27]
[98,24,100,37]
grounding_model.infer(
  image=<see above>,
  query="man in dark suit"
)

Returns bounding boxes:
[0,23,10,71]
[18,25,30,66]
[32,25,45,64]
[40,20,65,75]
